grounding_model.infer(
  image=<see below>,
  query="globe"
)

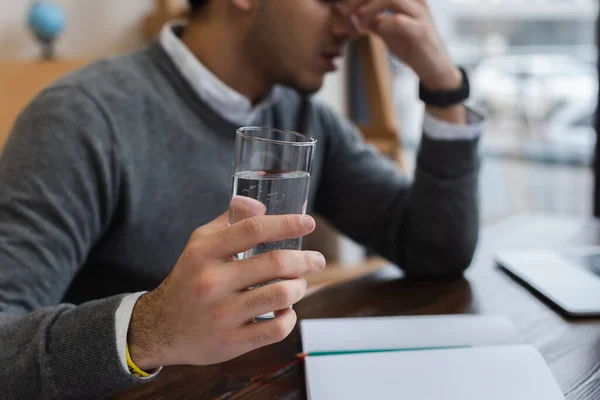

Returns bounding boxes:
[27,1,66,43]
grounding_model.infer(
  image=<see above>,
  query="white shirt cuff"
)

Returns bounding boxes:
[115,291,162,379]
[423,106,484,141]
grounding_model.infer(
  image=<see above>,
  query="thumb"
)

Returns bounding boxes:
[196,196,267,236]
[228,195,267,224]
[191,196,267,242]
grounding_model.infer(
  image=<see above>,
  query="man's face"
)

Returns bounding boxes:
[246,0,354,94]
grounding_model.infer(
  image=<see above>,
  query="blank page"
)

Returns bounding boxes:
[301,315,519,353]
[305,345,565,400]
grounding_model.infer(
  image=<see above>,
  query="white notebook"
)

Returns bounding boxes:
[300,315,565,400]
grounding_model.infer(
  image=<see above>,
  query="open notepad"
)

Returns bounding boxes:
[300,315,565,400]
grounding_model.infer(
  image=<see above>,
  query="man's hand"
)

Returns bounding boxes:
[338,0,466,124]
[127,201,325,370]
[341,0,459,90]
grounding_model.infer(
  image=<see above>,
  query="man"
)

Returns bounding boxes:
[0,0,482,398]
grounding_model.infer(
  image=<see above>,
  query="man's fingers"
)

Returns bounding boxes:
[190,210,230,241]
[344,0,367,11]
[191,249,323,303]
[238,307,298,352]
[272,308,290,318]
[409,0,430,7]
[203,214,316,259]
[233,278,307,322]
[373,13,415,39]
[229,250,325,291]
[229,196,267,224]
[357,0,422,27]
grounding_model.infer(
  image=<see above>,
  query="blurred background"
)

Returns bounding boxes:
[0,0,598,263]
[394,0,597,225]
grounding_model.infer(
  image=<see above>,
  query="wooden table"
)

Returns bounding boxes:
[114,214,600,399]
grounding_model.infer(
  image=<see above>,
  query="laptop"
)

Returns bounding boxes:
[496,247,600,317]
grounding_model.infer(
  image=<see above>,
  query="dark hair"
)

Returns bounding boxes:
[189,0,208,13]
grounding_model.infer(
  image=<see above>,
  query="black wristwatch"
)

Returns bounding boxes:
[419,67,470,108]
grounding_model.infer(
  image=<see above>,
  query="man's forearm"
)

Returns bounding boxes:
[399,135,480,277]
[397,105,483,276]
[0,296,144,399]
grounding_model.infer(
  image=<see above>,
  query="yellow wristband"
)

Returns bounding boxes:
[125,342,150,378]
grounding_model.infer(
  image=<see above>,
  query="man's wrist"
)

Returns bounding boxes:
[127,291,167,371]
[420,65,468,125]
[420,65,462,92]
[426,104,467,125]
[115,292,147,374]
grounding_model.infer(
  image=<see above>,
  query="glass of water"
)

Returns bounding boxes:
[229,127,316,312]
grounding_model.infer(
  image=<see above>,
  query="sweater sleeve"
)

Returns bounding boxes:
[0,86,146,399]
[314,104,481,278]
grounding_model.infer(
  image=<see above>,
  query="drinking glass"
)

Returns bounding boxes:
[229,127,316,317]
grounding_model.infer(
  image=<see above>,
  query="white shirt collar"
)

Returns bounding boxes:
[159,21,277,125]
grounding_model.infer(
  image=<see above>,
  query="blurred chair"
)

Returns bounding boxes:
[349,33,403,167]
[0,60,90,150]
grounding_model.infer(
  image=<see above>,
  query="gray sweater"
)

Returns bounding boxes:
[0,42,480,399]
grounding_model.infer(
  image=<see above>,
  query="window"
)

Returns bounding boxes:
[393,0,598,164]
